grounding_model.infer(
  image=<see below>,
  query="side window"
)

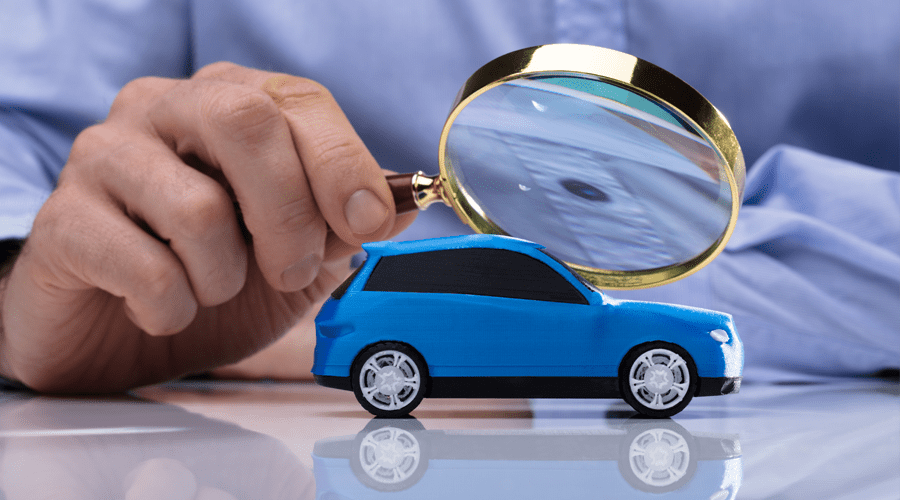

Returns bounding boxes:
[364,248,587,304]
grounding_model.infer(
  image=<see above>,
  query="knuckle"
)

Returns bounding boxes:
[136,257,183,303]
[268,197,323,236]
[171,187,232,240]
[105,141,150,171]
[67,125,113,166]
[197,258,245,306]
[310,133,368,175]
[110,76,170,116]
[68,131,159,188]
[193,61,242,80]
[204,87,282,139]
[264,76,332,106]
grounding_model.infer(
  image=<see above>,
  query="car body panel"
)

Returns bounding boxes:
[312,234,743,408]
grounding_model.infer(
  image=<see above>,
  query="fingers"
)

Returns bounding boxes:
[147,77,328,291]
[79,129,248,307]
[260,74,396,242]
[148,63,402,292]
[66,63,408,309]
[29,189,198,336]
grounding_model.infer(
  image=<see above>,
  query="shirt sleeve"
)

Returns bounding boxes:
[0,0,193,240]
[612,145,900,378]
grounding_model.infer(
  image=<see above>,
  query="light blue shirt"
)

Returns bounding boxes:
[1,0,897,376]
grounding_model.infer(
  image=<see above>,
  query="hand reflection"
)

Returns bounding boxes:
[123,457,237,500]
[0,395,313,500]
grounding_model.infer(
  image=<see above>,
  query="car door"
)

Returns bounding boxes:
[362,247,596,377]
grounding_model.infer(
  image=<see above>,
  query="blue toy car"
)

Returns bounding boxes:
[312,234,742,418]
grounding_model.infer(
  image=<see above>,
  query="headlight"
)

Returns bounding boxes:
[709,329,729,342]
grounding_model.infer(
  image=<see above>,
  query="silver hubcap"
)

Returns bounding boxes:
[628,428,691,487]
[359,427,421,485]
[629,348,690,410]
[359,349,421,411]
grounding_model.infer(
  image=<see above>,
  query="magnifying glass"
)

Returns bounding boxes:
[386,44,745,290]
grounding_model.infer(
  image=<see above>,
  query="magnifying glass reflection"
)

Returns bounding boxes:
[387,44,744,289]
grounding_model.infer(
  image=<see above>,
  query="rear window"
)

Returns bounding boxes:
[330,265,362,300]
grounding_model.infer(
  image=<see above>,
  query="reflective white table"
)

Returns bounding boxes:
[1,377,897,499]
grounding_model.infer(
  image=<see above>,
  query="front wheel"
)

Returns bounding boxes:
[352,342,428,417]
[619,342,697,418]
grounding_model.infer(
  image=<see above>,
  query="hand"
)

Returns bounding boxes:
[209,299,323,381]
[0,62,415,392]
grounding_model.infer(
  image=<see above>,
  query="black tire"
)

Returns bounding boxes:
[619,341,697,418]
[351,342,428,418]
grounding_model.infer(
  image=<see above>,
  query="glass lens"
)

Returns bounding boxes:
[444,75,733,272]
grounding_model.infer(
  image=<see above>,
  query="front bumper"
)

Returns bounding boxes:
[697,376,742,397]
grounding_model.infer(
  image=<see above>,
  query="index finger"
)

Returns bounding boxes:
[196,63,399,243]
[261,74,398,243]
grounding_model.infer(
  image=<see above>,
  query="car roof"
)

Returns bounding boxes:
[361,234,545,258]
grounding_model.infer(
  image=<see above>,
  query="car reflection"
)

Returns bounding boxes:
[313,418,741,499]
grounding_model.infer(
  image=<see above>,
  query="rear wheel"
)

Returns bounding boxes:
[352,342,428,417]
[620,342,697,418]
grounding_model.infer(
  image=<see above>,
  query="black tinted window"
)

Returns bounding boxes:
[540,249,599,293]
[363,248,587,304]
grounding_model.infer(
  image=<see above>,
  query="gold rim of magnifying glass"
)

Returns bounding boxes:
[436,44,745,290]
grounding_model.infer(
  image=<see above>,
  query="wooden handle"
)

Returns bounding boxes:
[386,172,419,214]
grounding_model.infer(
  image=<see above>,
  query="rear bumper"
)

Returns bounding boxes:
[315,375,352,391]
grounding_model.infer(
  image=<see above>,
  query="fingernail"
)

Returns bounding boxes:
[281,253,322,291]
[344,189,388,236]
